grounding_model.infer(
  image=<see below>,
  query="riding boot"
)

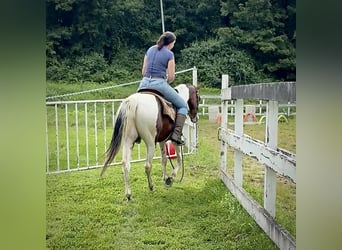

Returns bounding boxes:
[170,114,186,145]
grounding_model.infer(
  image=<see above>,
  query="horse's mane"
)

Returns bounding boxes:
[174,84,189,101]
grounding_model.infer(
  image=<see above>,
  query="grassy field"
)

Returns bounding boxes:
[46,113,295,249]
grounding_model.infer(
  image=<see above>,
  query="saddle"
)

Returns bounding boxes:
[138,89,176,122]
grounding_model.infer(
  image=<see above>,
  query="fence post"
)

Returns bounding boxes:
[55,104,60,172]
[192,66,197,87]
[220,74,229,172]
[192,66,198,150]
[264,100,278,217]
[46,110,49,173]
[234,99,243,187]
[65,104,70,170]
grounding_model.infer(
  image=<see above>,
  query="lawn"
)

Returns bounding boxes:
[46,115,295,249]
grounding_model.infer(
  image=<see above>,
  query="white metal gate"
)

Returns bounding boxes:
[46,68,198,174]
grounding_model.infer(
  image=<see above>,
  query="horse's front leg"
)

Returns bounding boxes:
[160,141,174,187]
[171,143,182,178]
[159,141,168,181]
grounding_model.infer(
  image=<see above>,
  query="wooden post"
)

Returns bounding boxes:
[220,75,229,172]
[192,66,197,87]
[234,99,243,187]
[192,67,198,151]
[264,100,278,217]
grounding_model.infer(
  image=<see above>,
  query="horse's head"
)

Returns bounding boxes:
[187,84,200,123]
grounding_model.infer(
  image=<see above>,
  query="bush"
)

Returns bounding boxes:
[47,48,144,83]
[47,53,114,83]
[178,39,272,87]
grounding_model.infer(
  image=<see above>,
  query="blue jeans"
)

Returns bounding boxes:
[137,77,188,115]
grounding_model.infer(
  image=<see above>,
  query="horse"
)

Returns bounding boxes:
[100,83,200,200]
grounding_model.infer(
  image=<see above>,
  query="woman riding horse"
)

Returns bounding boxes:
[137,31,187,145]
[101,83,199,200]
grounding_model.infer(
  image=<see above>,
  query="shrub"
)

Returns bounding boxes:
[47,53,114,83]
[46,49,144,83]
[178,39,271,87]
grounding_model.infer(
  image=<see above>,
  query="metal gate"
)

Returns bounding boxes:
[46,99,197,174]
[46,68,198,174]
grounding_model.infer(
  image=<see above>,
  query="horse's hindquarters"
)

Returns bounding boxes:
[133,94,159,143]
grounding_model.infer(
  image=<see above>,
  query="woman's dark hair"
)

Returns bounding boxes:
[156,31,176,50]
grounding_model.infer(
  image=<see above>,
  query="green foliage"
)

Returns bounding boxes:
[109,47,145,81]
[179,39,268,87]
[46,48,144,83]
[163,0,221,53]
[46,0,296,85]
[47,52,113,83]
[218,0,296,80]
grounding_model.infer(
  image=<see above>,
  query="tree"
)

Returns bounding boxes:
[162,0,222,54]
[46,0,296,84]
[218,0,296,80]
[179,39,266,87]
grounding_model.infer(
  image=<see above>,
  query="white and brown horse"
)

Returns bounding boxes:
[101,84,200,200]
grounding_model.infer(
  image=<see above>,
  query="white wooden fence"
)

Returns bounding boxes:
[199,96,296,118]
[218,75,296,249]
[46,68,198,174]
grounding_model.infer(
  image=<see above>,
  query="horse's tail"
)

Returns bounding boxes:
[101,98,132,176]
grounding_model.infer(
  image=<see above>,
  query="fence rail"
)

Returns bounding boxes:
[199,96,296,117]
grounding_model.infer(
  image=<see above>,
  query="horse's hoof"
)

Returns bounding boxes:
[165,177,173,187]
[126,194,132,201]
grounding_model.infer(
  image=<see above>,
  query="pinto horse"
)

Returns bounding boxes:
[101,84,200,200]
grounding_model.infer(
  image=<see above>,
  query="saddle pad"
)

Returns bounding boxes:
[139,91,176,122]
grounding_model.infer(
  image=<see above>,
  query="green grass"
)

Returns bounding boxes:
[46,81,140,101]
[47,170,277,249]
[46,116,295,249]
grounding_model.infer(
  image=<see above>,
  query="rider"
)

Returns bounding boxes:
[137,31,187,145]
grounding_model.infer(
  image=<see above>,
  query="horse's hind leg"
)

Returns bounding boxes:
[122,140,135,200]
[145,142,156,191]
[122,162,131,200]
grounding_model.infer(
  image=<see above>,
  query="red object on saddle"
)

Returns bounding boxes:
[164,140,177,159]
